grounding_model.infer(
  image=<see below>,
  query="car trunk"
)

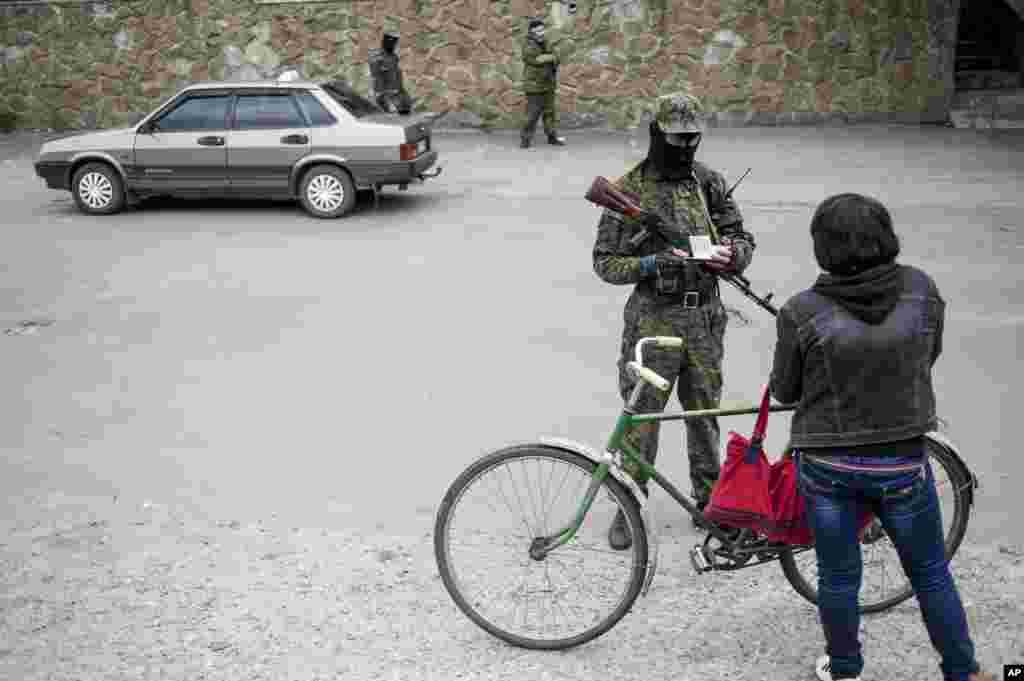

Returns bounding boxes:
[359,113,436,145]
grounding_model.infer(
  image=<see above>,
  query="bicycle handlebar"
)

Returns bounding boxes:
[626,361,670,392]
[628,337,684,392]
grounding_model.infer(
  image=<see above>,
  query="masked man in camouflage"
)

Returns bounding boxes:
[593,93,756,550]
[520,17,566,148]
[368,31,413,115]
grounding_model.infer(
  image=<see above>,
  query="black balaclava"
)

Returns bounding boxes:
[647,121,700,180]
[382,32,399,54]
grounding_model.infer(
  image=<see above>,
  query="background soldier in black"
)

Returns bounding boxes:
[368,31,413,115]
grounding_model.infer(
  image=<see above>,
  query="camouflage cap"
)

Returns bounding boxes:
[654,92,706,134]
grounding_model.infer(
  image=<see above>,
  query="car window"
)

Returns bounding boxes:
[321,81,382,118]
[234,94,306,129]
[156,95,231,131]
[295,92,337,126]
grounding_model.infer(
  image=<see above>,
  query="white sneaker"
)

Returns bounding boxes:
[815,655,861,681]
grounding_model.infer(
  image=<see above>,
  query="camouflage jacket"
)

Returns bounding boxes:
[368,48,407,96]
[592,160,755,296]
[521,36,558,94]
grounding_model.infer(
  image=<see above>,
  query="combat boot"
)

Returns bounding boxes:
[691,499,710,532]
[547,133,566,146]
[520,136,531,149]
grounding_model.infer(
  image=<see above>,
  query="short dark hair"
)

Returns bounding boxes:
[810,193,900,275]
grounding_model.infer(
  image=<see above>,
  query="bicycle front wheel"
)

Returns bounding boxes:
[434,444,648,650]
[779,436,973,613]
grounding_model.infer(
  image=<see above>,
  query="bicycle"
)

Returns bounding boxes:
[433,335,978,650]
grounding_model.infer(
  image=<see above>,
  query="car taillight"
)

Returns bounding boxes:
[399,143,417,161]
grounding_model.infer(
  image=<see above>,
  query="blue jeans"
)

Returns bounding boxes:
[796,452,980,681]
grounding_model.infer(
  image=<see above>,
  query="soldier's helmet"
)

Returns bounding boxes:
[653,92,706,134]
[382,31,400,51]
[527,16,545,30]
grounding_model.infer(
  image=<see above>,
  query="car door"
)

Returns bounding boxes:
[132,91,231,195]
[227,90,311,196]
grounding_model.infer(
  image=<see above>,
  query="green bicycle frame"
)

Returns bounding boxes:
[531,401,796,558]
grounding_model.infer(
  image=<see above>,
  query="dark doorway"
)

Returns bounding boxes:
[955,0,1024,90]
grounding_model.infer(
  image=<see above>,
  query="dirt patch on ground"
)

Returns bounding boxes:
[1,492,1021,681]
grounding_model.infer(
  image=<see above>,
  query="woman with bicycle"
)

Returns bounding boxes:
[770,194,992,681]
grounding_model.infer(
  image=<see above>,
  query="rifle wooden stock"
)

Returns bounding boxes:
[584,177,644,217]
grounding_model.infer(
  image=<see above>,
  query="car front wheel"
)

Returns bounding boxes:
[298,165,356,219]
[72,162,126,215]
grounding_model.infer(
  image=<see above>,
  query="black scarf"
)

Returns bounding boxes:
[647,122,697,180]
[812,263,904,324]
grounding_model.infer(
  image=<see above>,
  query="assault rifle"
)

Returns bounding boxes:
[584,173,778,317]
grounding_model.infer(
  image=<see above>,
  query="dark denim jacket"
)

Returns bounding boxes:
[770,265,945,449]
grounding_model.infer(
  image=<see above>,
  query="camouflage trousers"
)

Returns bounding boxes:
[617,298,728,506]
[521,92,558,140]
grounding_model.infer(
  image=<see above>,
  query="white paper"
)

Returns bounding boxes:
[689,235,713,260]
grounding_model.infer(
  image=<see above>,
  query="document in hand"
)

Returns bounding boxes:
[689,235,713,260]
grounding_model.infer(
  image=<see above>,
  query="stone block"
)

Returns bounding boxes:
[79,110,99,129]
[747,111,780,125]
[814,80,833,111]
[758,63,781,80]
[821,112,850,125]
[788,111,824,125]
[826,31,850,51]
[559,111,609,129]
[113,30,132,50]
[759,45,784,64]
[708,111,752,128]
[15,31,36,48]
[894,62,914,83]
[440,110,484,128]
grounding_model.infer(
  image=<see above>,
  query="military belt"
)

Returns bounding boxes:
[652,278,719,308]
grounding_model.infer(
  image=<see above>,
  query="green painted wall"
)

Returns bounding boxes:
[0,0,951,131]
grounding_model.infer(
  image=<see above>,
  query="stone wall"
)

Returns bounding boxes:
[0,0,956,131]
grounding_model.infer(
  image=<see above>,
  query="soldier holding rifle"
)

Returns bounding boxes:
[591,93,756,549]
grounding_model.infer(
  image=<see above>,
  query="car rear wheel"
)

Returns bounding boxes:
[298,165,356,219]
[72,162,126,215]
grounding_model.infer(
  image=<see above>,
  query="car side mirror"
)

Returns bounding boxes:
[137,120,159,134]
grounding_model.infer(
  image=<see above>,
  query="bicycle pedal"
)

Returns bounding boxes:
[689,545,713,574]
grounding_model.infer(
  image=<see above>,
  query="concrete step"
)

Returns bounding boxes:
[950,88,1024,129]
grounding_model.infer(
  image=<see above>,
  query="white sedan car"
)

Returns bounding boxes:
[34,78,441,218]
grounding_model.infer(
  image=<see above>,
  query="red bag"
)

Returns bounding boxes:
[764,451,814,545]
[704,387,875,545]
[703,386,774,530]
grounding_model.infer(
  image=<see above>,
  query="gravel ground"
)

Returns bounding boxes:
[1,491,1021,681]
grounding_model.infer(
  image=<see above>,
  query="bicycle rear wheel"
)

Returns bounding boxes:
[779,436,973,613]
[434,444,648,649]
